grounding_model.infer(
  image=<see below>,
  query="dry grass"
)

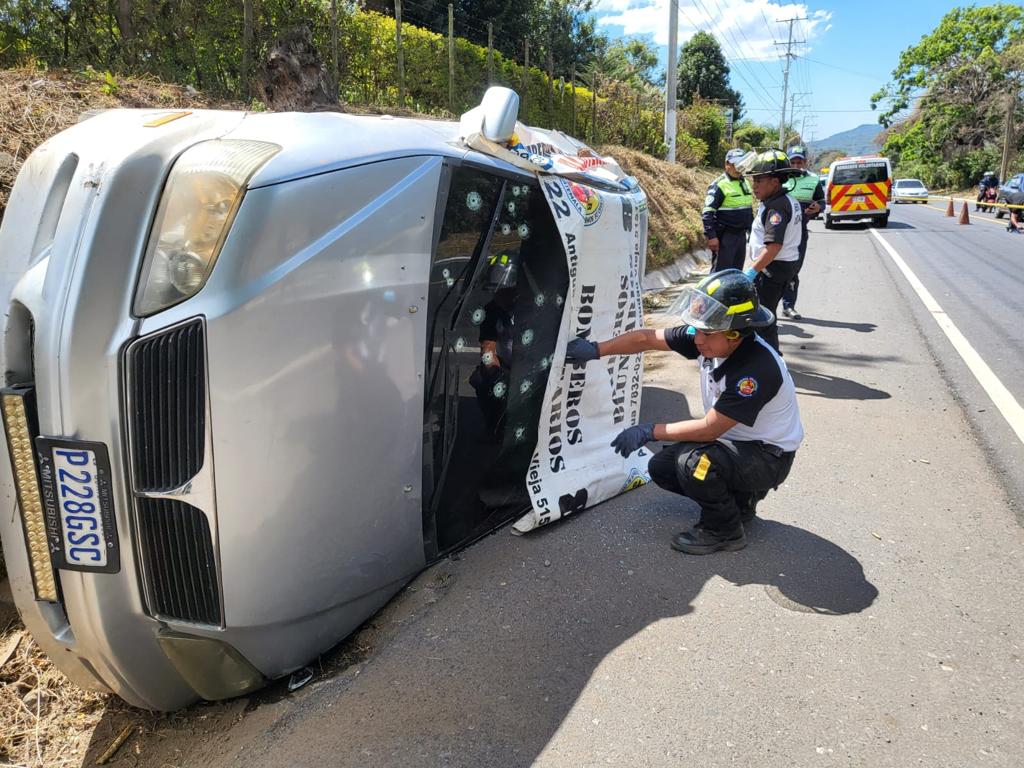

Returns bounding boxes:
[599,144,715,270]
[0,66,233,218]
[0,617,107,767]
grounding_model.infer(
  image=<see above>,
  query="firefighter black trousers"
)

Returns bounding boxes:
[647,439,795,534]
[754,259,800,351]
[782,228,810,310]
[711,228,748,272]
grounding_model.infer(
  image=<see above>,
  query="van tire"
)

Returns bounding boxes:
[876,214,889,228]
[824,215,834,229]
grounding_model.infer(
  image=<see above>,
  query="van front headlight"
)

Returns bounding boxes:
[134,140,280,316]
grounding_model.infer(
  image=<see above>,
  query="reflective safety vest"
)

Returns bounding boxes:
[789,171,821,203]
[705,174,753,211]
[702,173,754,236]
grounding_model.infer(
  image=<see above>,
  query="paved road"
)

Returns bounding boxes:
[838,201,1024,509]
[107,213,1024,768]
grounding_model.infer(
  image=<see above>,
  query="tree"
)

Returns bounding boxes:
[676,31,742,121]
[871,4,1024,188]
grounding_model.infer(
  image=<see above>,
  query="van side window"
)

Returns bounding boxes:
[422,169,568,557]
[425,168,504,373]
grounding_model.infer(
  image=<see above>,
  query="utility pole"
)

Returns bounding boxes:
[1001,89,1016,183]
[395,0,404,105]
[487,22,494,84]
[774,17,805,148]
[664,0,679,162]
[448,4,455,112]
[785,92,810,145]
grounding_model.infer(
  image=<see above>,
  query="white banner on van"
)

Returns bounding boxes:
[513,177,650,533]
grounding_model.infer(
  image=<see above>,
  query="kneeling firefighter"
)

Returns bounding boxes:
[564,269,803,554]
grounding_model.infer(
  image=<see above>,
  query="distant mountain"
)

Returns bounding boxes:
[807,124,883,160]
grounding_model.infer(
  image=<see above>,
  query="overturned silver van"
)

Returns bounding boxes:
[0,89,649,710]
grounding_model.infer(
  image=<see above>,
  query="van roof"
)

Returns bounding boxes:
[833,155,889,164]
[224,111,479,188]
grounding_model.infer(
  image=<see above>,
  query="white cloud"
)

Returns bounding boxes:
[595,0,832,60]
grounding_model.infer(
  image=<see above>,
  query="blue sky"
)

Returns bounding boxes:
[592,0,1000,141]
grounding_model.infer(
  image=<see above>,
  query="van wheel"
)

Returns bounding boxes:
[876,214,889,228]
[824,215,834,229]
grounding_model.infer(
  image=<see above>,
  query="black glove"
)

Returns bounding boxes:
[610,423,655,457]
[565,337,600,364]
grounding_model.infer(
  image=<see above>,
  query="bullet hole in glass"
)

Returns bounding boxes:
[500,223,512,236]
[506,201,517,215]
[471,307,486,325]
[466,191,483,211]
[540,355,551,370]
[481,351,495,366]
[454,337,466,351]
[555,295,564,307]
[534,293,546,307]
[517,223,530,239]
[442,268,451,278]
[514,425,527,442]
[512,185,522,197]
[521,329,534,346]
[492,381,507,398]
[520,379,532,394]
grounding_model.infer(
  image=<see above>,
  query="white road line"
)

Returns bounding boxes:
[870,228,1024,444]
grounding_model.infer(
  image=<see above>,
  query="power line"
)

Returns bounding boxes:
[682,0,778,110]
[799,55,881,81]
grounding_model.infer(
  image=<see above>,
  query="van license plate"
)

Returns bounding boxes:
[35,438,120,573]
[853,195,866,203]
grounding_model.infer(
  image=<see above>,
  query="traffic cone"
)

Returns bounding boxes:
[958,202,970,225]
[945,198,955,216]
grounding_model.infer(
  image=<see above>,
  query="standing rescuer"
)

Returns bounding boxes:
[736,149,803,352]
[702,148,754,272]
[781,145,824,320]
[564,270,803,554]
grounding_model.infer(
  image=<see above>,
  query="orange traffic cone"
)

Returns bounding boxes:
[958,202,970,225]
[945,198,955,216]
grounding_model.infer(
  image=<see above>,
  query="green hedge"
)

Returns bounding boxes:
[336,11,665,153]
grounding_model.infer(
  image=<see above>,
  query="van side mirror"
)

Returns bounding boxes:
[478,87,519,143]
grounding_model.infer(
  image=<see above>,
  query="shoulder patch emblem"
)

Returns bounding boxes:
[704,193,716,207]
[768,210,783,226]
[737,377,758,397]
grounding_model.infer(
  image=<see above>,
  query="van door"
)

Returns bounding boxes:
[421,165,569,559]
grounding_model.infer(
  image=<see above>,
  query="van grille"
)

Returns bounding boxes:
[137,498,221,624]
[128,320,205,491]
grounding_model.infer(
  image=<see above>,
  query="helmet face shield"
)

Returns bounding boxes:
[668,269,775,332]
[670,286,733,332]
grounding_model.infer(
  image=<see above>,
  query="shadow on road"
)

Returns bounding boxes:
[795,317,878,333]
[79,387,878,768]
[205,495,879,768]
[792,341,903,367]
[789,367,892,401]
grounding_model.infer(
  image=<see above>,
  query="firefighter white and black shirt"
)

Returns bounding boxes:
[664,329,804,452]
[749,190,802,263]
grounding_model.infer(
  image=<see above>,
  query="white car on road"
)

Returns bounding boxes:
[892,178,930,204]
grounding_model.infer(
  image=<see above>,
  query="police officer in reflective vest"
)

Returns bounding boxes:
[702,148,754,272]
[781,145,825,320]
[564,269,802,554]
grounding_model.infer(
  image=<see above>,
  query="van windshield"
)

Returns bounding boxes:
[833,164,889,185]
